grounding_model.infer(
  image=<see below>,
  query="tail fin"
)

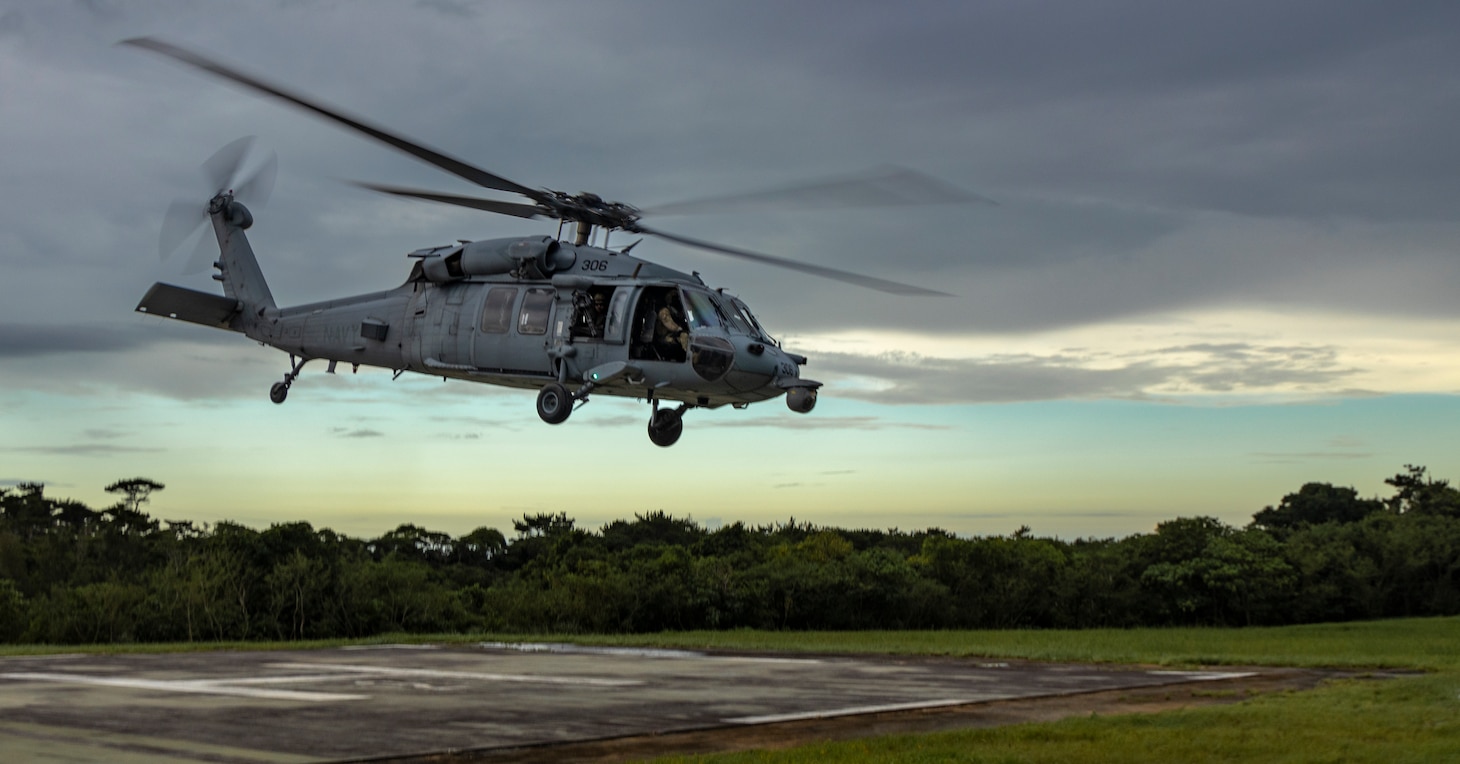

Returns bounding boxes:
[208,195,276,311]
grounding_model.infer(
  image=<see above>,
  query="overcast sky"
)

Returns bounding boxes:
[1,0,1457,539]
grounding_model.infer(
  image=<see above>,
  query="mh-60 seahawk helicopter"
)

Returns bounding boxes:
[127,38,974,447]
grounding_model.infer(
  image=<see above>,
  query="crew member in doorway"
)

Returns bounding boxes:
[574,290,608,338]
[655,290,689,359]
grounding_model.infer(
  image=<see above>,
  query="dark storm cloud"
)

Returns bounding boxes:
[0,323,158,357]
[797,1,1460,223]
[1,0,1457,394]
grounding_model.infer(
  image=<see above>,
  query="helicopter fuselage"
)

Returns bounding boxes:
[265,251,806,407]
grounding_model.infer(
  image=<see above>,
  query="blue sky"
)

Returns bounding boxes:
[1,1,1457,540]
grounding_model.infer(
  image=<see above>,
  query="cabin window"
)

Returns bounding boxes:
[517,288,554,335]
[480,287,518,333]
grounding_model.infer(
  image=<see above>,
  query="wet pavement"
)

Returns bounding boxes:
[0,643,1267,762]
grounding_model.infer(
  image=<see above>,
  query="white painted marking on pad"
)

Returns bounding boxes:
[267,662,643,687]
[1148,670,1259,681]
[341,644,439,651]
[194,673,374,686]
[0,672,366,702]
[726,698,973,724]
[478,642,823,664]
[480,642,704,659]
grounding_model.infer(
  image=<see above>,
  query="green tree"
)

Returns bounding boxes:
[267,549,332,639]
[1251,483,1382,537]
[104,478,165,514]
[601,511,705,552]
[1386,465,1460,518]
[1140,520,1296,625]
[1282,521,1385,621]
[0,578,25,642]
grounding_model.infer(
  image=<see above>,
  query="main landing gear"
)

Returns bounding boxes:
[269,356,309,404]
[535,381,573,425]
[533,379,689,447]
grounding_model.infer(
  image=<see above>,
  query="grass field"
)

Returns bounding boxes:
[4,618,1457,762]
[510,617,1460,672]
[645,673,1460,764]
[591,618,1460,763]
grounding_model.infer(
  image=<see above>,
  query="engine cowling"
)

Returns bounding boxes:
[419,236,577,282]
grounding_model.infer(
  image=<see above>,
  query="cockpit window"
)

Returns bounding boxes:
[732,297,778,346]
[682,290,721,330]
[710,292,751,334]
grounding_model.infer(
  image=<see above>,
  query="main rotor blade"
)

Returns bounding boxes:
[348,182,546,220]
[123,37,542,201]
[637,224,953,297]
[640,166,996,217]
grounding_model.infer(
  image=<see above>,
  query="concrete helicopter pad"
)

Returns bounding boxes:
[0,643,1322,763]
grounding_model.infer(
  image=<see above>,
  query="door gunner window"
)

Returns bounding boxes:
[518,288,554,335]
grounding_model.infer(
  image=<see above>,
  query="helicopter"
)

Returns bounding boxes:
[126,38,976,447]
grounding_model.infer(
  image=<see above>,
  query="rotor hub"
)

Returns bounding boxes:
[544,191,642,232]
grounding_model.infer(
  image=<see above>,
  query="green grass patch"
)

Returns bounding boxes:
[492,615,1460,671]
[645,674,1460,764]
[3,616,1454,669]
[587,618,1459,764]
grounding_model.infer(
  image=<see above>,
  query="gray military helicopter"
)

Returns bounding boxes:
[127,38,971,447]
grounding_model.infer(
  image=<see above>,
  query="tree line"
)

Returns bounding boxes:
[1,466,1458,644]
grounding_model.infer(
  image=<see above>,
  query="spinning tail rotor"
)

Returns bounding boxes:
[158,136,276,274]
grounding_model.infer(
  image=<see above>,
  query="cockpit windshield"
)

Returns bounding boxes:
[709,292,751,335]
[681,290,721,330]
[731,297,778,347]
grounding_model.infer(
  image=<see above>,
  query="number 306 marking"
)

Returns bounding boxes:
[581,259,609,272]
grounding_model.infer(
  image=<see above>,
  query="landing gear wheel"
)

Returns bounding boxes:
[536,382,573,425]
[647,409,684,447]
[269,381,289,404]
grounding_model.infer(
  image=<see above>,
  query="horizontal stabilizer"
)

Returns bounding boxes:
[135,283,242,330]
